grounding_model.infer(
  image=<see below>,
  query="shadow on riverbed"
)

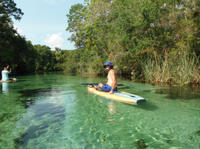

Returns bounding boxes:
[124,101,158,111]
[14,103,65,149]
[155,86,200,100]
[136,101,158,111]
[19,88,60,98]
[18,88,60,108]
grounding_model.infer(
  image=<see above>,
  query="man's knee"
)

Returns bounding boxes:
[98,83,103,87]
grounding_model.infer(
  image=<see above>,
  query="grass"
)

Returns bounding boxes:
[143,55,200,86]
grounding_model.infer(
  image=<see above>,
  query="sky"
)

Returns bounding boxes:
[13,0,84,50]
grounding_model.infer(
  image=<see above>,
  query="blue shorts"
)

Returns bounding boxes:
[101,84,117,92]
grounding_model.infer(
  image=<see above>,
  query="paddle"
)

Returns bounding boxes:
[81,83,131,90]
[81,83,125,86]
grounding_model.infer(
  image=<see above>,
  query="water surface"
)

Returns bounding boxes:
[0,73,200,149]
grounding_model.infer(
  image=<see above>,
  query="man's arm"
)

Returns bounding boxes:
[7,65,11,73]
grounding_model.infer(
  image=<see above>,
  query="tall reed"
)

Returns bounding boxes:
[143,55,200,85]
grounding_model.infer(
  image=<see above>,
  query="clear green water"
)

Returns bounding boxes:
[0,73,200,149]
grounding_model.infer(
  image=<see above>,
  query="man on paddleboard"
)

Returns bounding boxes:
[1,65,16,82]
[1,66,11,81]
[95,62,117,94]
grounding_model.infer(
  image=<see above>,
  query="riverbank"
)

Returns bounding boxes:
[62,54,200,86]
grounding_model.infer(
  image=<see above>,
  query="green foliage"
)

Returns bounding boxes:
[0,0,23,20]
[0,0,33,74]
[143,54,200,85]
[0,0,65,74]
[34,45,55,72]
[65,0,200,85]
[53,48,66,71]
[67,4,87,48]
[63,49,81,74]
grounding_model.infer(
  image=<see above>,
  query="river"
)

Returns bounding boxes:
[0,73,200,149]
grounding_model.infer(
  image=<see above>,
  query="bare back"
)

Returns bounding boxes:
[107,69,117,88]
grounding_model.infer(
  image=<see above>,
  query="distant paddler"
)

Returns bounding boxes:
[0,65,16,82]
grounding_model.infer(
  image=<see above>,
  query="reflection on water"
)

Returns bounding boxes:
[108,102,116,115]
[2,82,9,94]
[108,102,116,122]
[155,86,200,100]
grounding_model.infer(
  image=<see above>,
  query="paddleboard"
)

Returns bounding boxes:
[88,86,145,105]
[0,78,17,83]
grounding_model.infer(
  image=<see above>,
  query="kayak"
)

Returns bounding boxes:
[88,87,145,105]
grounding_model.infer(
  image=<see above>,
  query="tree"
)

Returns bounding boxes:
[65,0,200,84]
[0,0,23,20]
[0,0,24,71]
[66,3,86,48]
